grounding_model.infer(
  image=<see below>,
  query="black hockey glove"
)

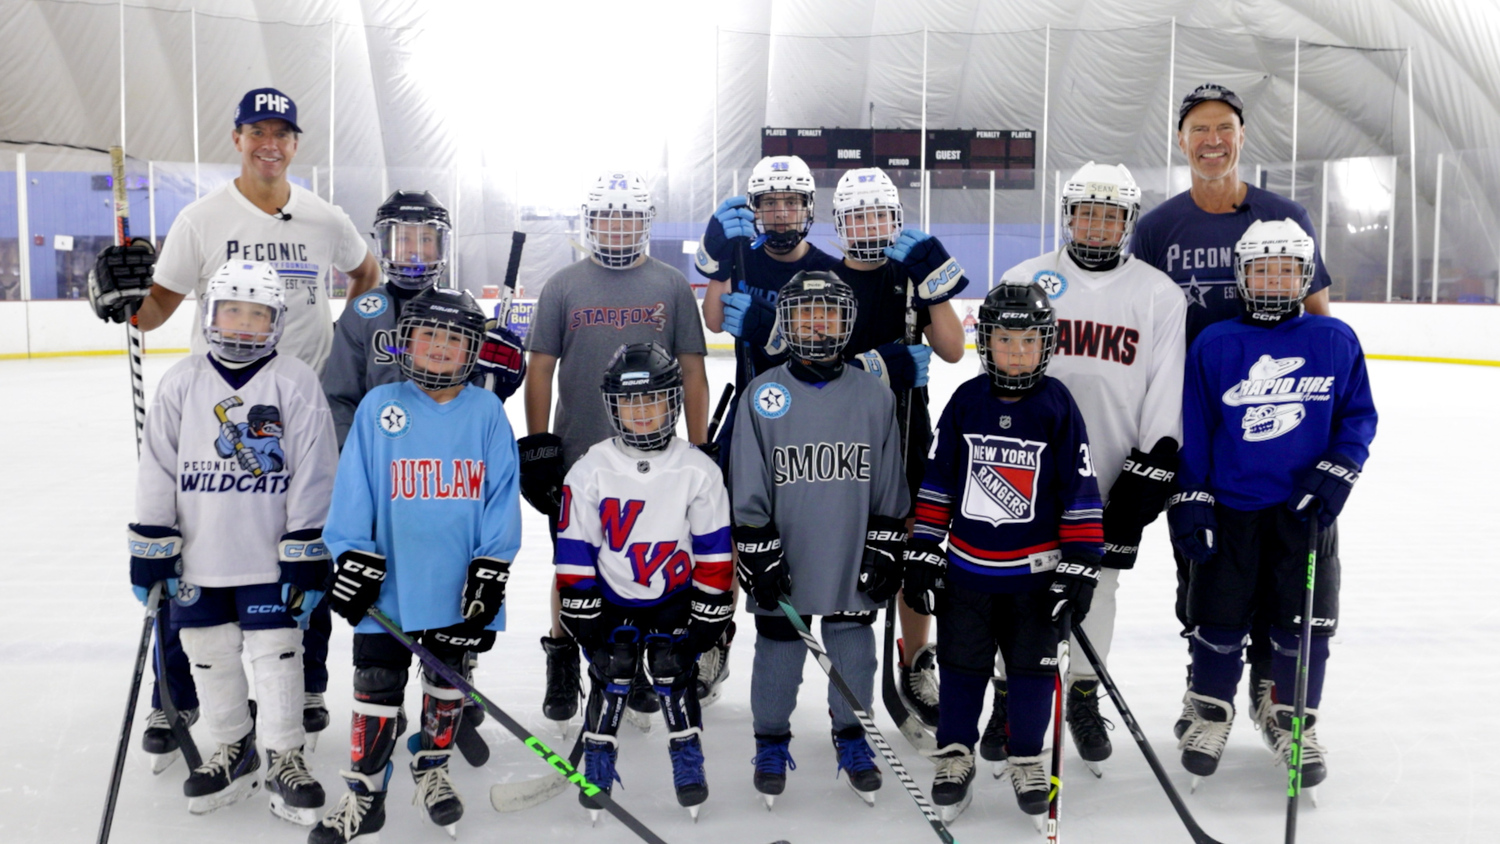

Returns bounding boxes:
[1101,438,1179,569]
[902,537,947,616]
[517,433,565,517]
[127,523,182,606]
[460,557,510,628]
[474,321,527,402]
[1166,490,1217,565]
[1047,558,1101,626]
[858,514,907,604]
[328,549,387,626]
[1288,452,1360,528]
[558,585,606,648]
[89,239,156,324]
[686,587,735,655]
[430,621,497,654]
[278,529,331,626]
[734,523,791,612]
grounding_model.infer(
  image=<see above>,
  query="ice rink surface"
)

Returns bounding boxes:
[2,349,1496,844]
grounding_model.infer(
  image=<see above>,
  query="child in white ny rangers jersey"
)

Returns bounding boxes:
[555,343,733,821]
[996,162,1186,771]
[131,261,338,821]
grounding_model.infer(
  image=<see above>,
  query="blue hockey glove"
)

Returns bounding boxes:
[851,342,931,389]
[278,529,331,626]
[1288,452,1360,528]
[127,523,181,606]
[695,196,756,275]
[733,523,791,612]
[1166,490,1217,565]
[722,288,777,341]
[328,549,386,626]
[884,229,968,305]
[1047,559,1101,626]
[903,537,947,616]
[474,321,527,401]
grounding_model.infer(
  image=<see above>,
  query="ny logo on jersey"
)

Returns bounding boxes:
[960,434,1047,526]
[599,498,692,592]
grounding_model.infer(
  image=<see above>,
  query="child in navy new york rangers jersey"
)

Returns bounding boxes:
[902,281,1104,822]
[553,343,733,820]
[1167,218,1376,791]
[317,287,521,843]
[131,261,338,822]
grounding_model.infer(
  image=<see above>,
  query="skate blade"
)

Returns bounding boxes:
[623,708,653,734]
[936,790,972,823]
[688,804,700,822]
[305,731,319,754]
[1033,814,1047,834]
[553,720,574,740]
[149,749,181,775]
[268,794,319,826]
[846,782,876,807]
[443,823,457,839]
[1306,786,1320,808]
[697,684,723,709]
[1083,759,1103,779]
[187,776,261,814]
[896,717,937,754]
[590,808,602,826]
[761,794,775,811]
[991,760,1006,779]
[1190,774,1204,794]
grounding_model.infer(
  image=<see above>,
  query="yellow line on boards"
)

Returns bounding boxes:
[0,348,190,361]
[1366,354,1500,368]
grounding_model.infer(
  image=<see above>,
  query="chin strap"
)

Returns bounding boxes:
[1066,246,1124,273]
[788,356,845,384]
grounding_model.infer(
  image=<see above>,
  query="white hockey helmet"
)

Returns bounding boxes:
[1234,218,1317,315]
[1061,162,1142,267]
[832,167,903,263]
[747,155,816,252]
[201,260,285,363]
[582,171,655,270]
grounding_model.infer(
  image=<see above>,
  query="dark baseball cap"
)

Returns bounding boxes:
[235,87,302,133]
[1178,84,1244,130]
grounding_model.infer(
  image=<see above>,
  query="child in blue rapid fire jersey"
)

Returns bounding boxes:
[1167,218,1376,794]
[317,287,521,843]
[901,281,1104,823]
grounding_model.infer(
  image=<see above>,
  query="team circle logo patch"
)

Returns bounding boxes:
[173,582,201,607]
[376,400,412,438]
[354,293,388,319]
[753,382,791,419]
[1033,269,1067,299]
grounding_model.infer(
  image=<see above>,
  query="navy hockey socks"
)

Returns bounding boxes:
[1190,625,1249,705]
[1270,627,1330,709]
[1005,671,1054,758]
[935,667,988,749]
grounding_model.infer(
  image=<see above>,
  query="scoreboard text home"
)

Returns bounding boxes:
[760,128,1036,189]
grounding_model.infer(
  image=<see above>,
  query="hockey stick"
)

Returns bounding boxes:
[1070,622,1225,844]
[153,598,202,771]
[775,597,957,844]
[96,582,162,844]
[708,382,734,441]
[1045,608,1071,842]
[366,608,672,844]
[497,230,526,323]
[110,147,147,456]
[1285,515,1320,844]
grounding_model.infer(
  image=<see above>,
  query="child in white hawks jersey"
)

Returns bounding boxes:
[554,343,733,822]
[130,261,338,823]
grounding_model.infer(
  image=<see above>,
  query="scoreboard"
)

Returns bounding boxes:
[760,127,1036,189]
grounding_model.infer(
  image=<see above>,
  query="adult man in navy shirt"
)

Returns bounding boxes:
[1132,83,1333,739]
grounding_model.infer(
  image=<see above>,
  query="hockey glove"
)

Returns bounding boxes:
[89,239,156,324]
[430,621,497,654]
[884,229,968,306]
[733,523,791,612]
[1047,559,1101,626]
[850,342,931,390]
[686,587,735,655]
[1288,452,1360,528]
[327,549,387,626]
[696,196,757,276]
[474,321,527,401]
[1100,438,1180,569]
[558,585,606,647]
[460,557,510,628]
[127,523,182,606]
[1166,490,1217,565]
[721,287,777,341]
[903,537,947,615]
[858,514,907,604]
[278,529,331,626]
[517,433,565,517]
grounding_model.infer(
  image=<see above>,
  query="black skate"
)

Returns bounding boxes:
[693,621,735,708]
[979,678,1008,776]
[540,635,582,728]
[668,728,709,820]
[1001,754,1050,817]
[1065,678,1113,776]
[1270,704,1327,802]
[184,728,261,814]
[898,639,940,729]
[410,750,463,837]
[751,733,795,810]
[579,734,621,825]
[143,706,199,775]
[624,663,659,733]
[1174,664,1194,739]
[1179,692,1234,790]
[309,767,388,844]
[928,743,975,823]
[303,693,329,753]
[831,726,881,806]
[1250,665,1277,752]
[266,746,325,826]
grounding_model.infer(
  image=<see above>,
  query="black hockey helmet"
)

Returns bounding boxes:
[977,281,1057,394]
[374,190,452,289]
[776,270,857,362]
[247,404,282,435]
[396,286,486,390]
[601,342,683,452]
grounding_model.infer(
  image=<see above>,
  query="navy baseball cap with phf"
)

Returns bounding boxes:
[235,88,302,133]
[1178,83,1244,130]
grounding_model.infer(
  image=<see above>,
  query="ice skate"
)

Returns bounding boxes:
[303,693,328,753]
[927,743,975,823]
[1065,678,1112,777]
[266,746,325,825]
[410,750,462,837]
[1269,704,1326,803]
[1001,753,1050,817]
[979,678,1008,776]
[1178,692,1234,791]
[831,726,881,806]
[143,706,199,774]
[693,621,734,708]
[541,635,582,730]
[1250,672,1278,753]
[667,727,709,820]
[184,728,261,814]
[623,665,658,733]
[751,733,795,810]
[579,733,621,825]
[897,639,941,729]
[309,767,388,844]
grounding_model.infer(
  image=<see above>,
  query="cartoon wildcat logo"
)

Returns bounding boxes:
[213,397,286,476]
[960,434,1046,526]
